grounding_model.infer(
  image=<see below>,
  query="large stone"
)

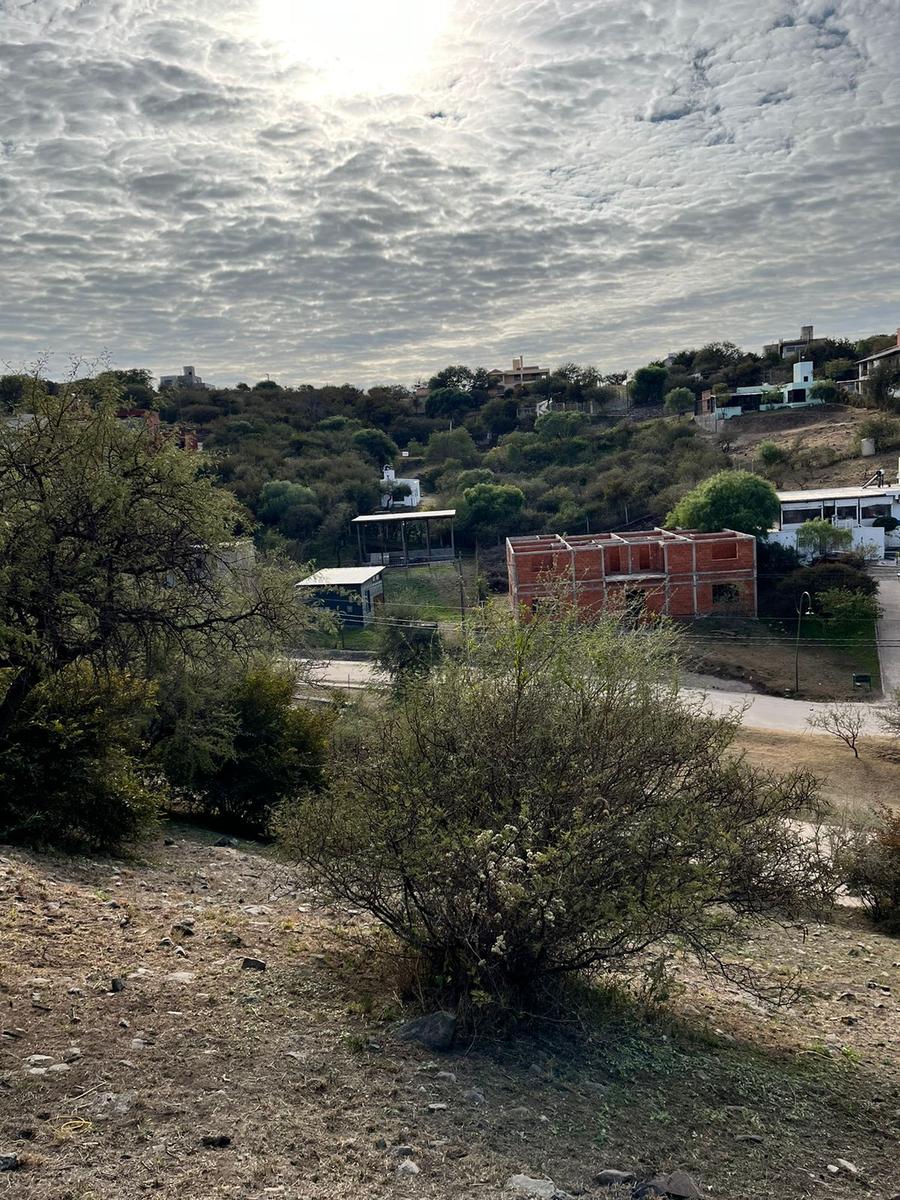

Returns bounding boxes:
[594,1168,636,1186]
[504,1175,569,1199]
[0,1155,21,1172]
[395,1011,456,1052]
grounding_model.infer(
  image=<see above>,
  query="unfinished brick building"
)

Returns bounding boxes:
[506,528,757,619]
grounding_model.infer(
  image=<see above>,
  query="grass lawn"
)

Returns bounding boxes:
[684,615,881,700]
[380,559,478,622]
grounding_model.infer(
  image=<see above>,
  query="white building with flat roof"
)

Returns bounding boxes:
[159,365,206,389]
[772,477,900,559]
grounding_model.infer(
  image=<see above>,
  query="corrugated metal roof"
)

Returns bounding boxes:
[777,486,900,503]
[297,567,384,587]
[351,509,456,524]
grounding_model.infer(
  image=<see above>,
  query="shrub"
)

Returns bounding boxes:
[152,663,330,835]
[839,808,900,931]
[755,441,790,471]
[773,562,877,617]
[0,666,159,852]
[373,611,443,684]
[279,601,825,1006]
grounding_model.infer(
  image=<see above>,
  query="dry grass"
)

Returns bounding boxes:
[733,727,898,822]
[2,828,900,1200]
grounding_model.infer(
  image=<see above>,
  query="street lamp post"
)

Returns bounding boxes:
[794,590,814,695]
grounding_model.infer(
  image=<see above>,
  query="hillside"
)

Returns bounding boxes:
[3,829,899,1200]
[714,405,897,491]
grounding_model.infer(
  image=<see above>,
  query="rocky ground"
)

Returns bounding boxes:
[2,828,900,1199]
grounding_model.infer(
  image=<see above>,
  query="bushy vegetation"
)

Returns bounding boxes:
[280,601,828,1006]
[840,807,900,931]
[665,470,780,539]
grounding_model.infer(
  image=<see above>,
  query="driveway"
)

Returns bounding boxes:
[301,657,885,734]
[876,568,900,698]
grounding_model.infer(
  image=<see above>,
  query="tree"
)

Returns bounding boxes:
[807,704,866,758]
[796,519,853,560]
[257,480,321,540]
[865,362,900,413]
[664,387,695,415]
[351,427,399,466]
[666,470,780,539]
[279,600,825,1005]
[380,479,412,510]
[425,387,471,421]
[459,482,525,544]
[424,427,480,467]
[838,806,900,931]
[823,358,856,381]
[374,613,443,686]
[808,381,839,404]
[0,381,309,744]
[151,662,330,834]
[481,397,518,442]
[628,365,668,407]
[428,365,474,393]
[817,586,881,629]
[755,441,789,471]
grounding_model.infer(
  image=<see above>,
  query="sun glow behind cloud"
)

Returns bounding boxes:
[257,0,451,95]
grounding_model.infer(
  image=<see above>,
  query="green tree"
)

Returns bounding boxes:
[428,365,475,392]
[808,381,839,404]
[279,600,825,1004]
[796,519,853,560]
[664,387,696,415]
[351,427,400,466]
[374,613,443,686]
[755,441,790,471]
[425,427,480,467]
[0,381,309,744]
[666,470,780,539]
[380,479,412,509]
[151,662,330,834]
[823,358,856,381]
[628,365,668,407]
[459,482,525,544]
[865,362,900,413]
[257,480,321,540]
[425,387,471,421]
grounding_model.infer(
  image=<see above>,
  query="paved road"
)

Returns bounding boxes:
[876,569,900,697]
[301,658,886,733]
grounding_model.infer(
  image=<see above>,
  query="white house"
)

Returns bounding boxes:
[696,360,822,424]
[381,465,421,509]
[770,476,900,560]
[159,365,206,390]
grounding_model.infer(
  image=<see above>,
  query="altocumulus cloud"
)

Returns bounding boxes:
[1,0,899,384]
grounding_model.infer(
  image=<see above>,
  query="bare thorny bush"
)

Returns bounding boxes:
[279,598,836,1011]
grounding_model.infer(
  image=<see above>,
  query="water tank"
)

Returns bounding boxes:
[861,437,876,457]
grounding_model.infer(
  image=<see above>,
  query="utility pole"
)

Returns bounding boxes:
[794,590,814,694]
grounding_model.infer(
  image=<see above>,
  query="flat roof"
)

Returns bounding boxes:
[352,509,456,524]
[507,528,752,553]
[297,567,384,587]
[778,485,900,503]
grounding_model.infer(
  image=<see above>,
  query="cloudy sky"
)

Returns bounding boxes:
[2,0,899,387]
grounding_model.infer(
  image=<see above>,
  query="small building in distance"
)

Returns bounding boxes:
[488,356,550,391]
[856,328,900,396]
[764,324,829,360]
[507,528,757,619]
[772,476,900,560]
[159,365,206,390]
[695,360,820,424]
[381,465,421,509]
[296,566,385,627]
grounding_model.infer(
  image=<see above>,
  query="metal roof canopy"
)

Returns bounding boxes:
[778,486,900,503]
[297,567,384,587]
[351,509,456,524]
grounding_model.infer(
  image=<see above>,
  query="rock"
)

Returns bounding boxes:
[838,992,857,1002]
[62,1048,81,1062]
[201,1134,232,1148]
[241,957,266,972]
[67,987,83,996]
[836,1159,858,1176]
[167,971,197,985]
[158,937,175,948]
[396,1010,456,1052]
[734,1134,764,1144]
[397,1160,420,1176]
[222,931,243,947]
[24,1055,54,1067]
[172,922,195,937]
[175,946,188,958]
[504,1175,568,1199]
[215,836,237,848]
[47,1063,70,1074]
[826,1165,839,1176]
[634,1171,702,1199]
[462,1088,486,1105]
[427,1103,447,1113]
[632,1182,669,1200]
[27,1068,48,1077]
[841,1015,858,1026]
[392,1146,416,1158]
[594,1168,636,1186]
[110,977,125,993]
[435,1070,457,1083]
[0,1155,21,1172]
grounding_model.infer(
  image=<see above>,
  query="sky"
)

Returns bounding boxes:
[2,0,899,388]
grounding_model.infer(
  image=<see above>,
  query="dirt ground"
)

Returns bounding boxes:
[684,618,881,701]
[2,829,900,1200]
[733,727,898,820]
[716,405,894,490]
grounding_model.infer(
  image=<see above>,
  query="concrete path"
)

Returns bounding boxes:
[301,657,886,734]
[875,568,900,697]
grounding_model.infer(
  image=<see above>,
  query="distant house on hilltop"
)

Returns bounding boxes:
[763,324,829,360]
[159,365,206,390]
[488,356,550,391]
[856,328,900,396]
